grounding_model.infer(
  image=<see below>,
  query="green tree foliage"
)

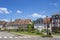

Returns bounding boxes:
[27,24,32,32]
[55,28,60,33]
[52,27,60,33]
[27,22,34,32]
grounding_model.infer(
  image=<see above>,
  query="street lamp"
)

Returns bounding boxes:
[46,16,49,35]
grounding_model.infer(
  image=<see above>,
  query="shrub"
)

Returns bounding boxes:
[36,30,40,34]
[0,28,1,30]
[41,35,53,37]
[41,29,47,33]
[52,27,60,33]
[41,29,50,33]
[34,30,42,34]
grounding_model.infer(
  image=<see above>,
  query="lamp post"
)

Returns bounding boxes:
[46,16,49,35]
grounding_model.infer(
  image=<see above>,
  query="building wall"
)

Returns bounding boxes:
[0,25,3,28]
[43,23,52,32]
[19,24,27,28]
[51,14,60,32]
[5,24,28,29]
[34,23,44,31]
[5,26,18,29]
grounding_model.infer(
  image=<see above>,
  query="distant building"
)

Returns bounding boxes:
[43,17,52,32]
[34,18,44,31]
[0,21,7,30]
[51,14,60,32]
[5,19,32,30]
[5,22,18,29]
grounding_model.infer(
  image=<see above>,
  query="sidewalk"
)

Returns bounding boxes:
[52,35,60,38]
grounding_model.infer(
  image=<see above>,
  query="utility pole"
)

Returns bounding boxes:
[46,16,49,35]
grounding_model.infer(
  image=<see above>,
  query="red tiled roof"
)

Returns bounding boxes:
[7,19,32,26]
[0,21,6,25]
[43,18,51,23]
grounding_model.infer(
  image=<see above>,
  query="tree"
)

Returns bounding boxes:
[27,24,32,32]
[18,27,23,31]
[27,22,34,32]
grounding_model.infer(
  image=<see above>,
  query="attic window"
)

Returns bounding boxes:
[56,16,58,18]
[39,21,40,23]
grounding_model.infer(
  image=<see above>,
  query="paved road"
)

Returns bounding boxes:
[0,31,60,40]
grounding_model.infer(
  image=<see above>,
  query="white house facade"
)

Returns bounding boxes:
[34,18,44,31]
[34,23,44,31]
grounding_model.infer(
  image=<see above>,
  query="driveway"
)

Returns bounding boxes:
[0,31,60,40]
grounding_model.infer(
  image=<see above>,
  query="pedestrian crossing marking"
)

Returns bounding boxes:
[0,36,32,39]
[19,37,23,38]
[0,36,2,38]
[23,36,30,38]
[27,36,31,38]
[4,36,7,38]
[14,37,18,38]
[9,37,13,38]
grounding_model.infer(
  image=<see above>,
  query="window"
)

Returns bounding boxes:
[55,20,57,23]
[59,24,60,27]
[59,19,60,23]
[47,24,50,28]
[39,21,40,23]
[53,24,58,27]
[56,16,58,18]
[52,19,58,23]
[59,16,60,18]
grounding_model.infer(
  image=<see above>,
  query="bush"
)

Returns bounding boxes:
[36,31,40,34]
[41,29,50,33]
[34,30,42,35]
[41,29,47,33]
[0,28,1,30]
[41,35,53,37]
[31,31,35,33]
[52,27,60,33]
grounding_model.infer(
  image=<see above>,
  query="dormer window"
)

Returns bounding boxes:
[56,16,58,18]
[58,15,60,17]
[52,16,55,18]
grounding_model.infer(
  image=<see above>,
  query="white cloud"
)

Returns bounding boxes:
[0,19,14,22]
[16,10,22,13]
[0,19,9,22]
[0,8,12,14]
[32,13,46,18]
[50,3,58,6]
[54,3,58,6]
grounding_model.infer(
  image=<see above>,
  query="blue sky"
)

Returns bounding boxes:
[0,0,60,21]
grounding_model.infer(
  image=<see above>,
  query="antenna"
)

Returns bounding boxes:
[10,19,12,22]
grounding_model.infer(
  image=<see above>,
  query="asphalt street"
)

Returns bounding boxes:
[0,31,60,40]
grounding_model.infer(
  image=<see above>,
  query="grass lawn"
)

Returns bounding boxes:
[41,35,53,37]
[5,30,54,37]
[53,33,60,36]
[11,31,36,35]
[10,31,53,38]
[5,29,45,36]
[9,31,44,36]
